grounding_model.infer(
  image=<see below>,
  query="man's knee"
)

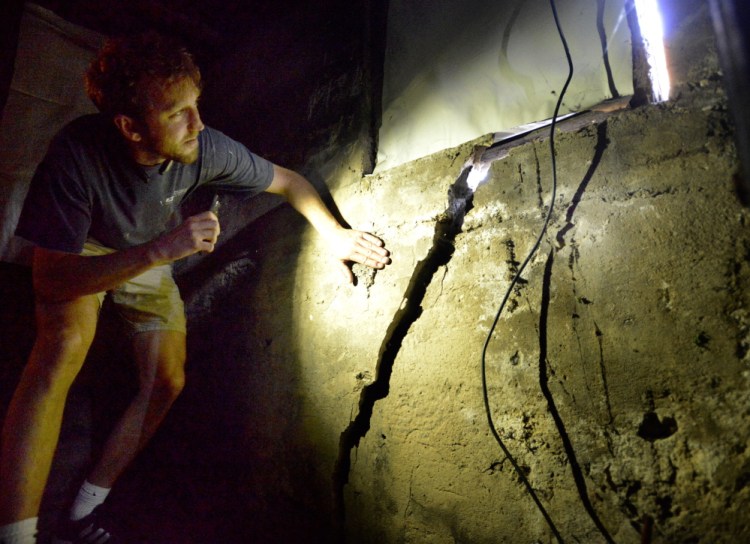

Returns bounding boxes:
[153,363,186,402]
[31,298,99,381]
[38,321,93,358]
[135,330,187,403]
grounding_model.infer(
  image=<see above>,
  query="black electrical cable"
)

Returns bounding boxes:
[480,0,574,542]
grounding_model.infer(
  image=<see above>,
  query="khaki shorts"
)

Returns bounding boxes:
[82,240,187,335]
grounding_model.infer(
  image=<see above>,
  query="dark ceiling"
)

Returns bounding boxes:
[33,0,355,60]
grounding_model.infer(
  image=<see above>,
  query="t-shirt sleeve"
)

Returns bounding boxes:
[198,127,275,195]
[15,140,92,254]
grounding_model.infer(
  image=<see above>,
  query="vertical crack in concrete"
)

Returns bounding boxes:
[541,121,614,542]
[567,241,593,400]
[533,146,545,212]
[332,165,476,538]
[594,320,615,426]
[540,251,615,544]
[555,122,616,429]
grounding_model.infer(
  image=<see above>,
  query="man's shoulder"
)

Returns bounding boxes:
[198,125,259,162]
[197,125,247,161]
[199,125,234,146]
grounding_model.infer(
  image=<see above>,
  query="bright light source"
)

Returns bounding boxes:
[634,0,671,102]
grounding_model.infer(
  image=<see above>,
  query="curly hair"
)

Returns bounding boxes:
[85,32,202,119]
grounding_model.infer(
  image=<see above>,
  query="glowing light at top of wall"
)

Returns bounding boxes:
[634,0,671,102]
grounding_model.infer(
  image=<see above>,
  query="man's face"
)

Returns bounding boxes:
[137,77,205,165]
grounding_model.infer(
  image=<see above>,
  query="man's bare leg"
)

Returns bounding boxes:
[81,330,186,492]
[0,295,100,526]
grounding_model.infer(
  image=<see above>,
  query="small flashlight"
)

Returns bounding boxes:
[209,194,221,216]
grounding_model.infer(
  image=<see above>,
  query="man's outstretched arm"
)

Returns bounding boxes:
[265,164,391,283]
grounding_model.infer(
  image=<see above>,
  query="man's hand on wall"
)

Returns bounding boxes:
[325,227,391,284]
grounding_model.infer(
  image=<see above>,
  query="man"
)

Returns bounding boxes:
[0,32,390,544]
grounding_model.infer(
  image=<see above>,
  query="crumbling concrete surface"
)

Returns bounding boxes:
[299,84,748,542]
[172,74,750,543]
[384,114,739,541]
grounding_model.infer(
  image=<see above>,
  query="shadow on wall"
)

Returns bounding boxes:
[128,203,333,543]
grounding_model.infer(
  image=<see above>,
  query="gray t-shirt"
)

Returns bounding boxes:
[16,114,274,253]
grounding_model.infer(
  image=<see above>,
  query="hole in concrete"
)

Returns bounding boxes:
[637,411,678,441]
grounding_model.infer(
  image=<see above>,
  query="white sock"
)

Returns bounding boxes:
[69,480,111,521]
[0,517,37,544]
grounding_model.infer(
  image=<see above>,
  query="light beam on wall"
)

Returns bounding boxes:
[634,0,670,102]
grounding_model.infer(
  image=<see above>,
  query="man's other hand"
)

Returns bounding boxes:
[150,210,220,263]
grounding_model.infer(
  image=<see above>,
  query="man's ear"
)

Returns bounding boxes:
[113,114,143,143]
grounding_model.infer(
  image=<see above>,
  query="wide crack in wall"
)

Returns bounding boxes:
[332,161,477,534]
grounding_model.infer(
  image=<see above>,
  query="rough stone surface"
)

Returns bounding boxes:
[164,5,750,537]
[334,98,749,543]
[157,79,748,543]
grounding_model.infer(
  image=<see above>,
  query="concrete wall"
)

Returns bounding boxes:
[166,1,749,542]
[337,101,747,543]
